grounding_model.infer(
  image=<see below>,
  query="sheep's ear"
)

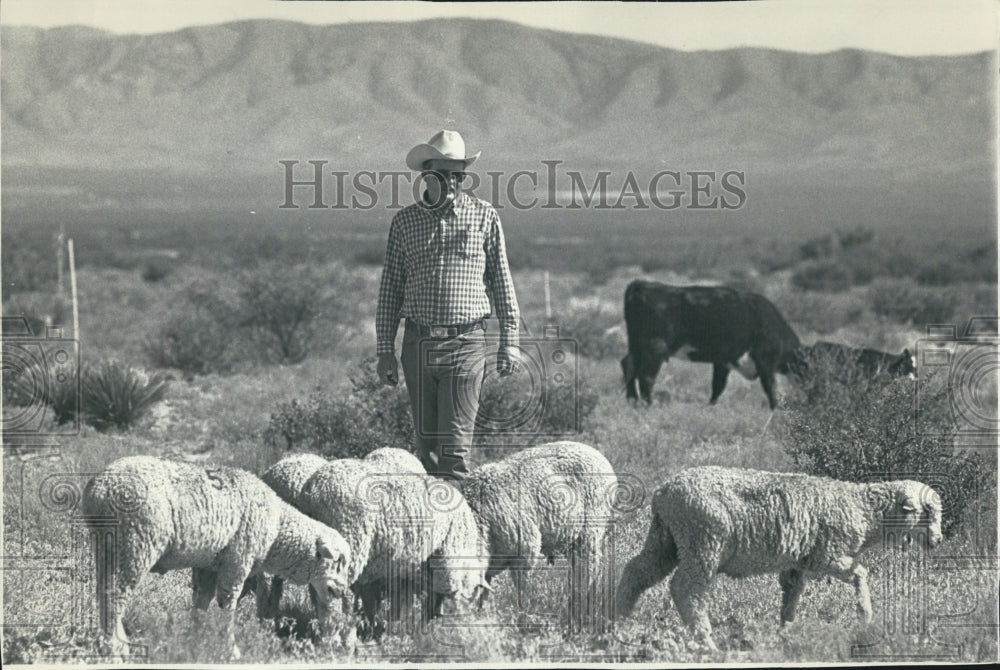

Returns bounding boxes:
[316,537,334,560]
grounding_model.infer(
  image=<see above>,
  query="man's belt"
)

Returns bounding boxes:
[406,318,486,338]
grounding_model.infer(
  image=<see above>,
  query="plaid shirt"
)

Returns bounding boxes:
[376,192,520,354]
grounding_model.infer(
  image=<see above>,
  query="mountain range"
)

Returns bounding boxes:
[0,19,995,214]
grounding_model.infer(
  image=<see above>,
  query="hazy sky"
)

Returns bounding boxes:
[1,0,997,55]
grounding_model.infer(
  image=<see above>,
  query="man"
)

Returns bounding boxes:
[376,130,520,480]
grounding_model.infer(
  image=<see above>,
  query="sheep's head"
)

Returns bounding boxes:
[308,532,351,617]
[888,481,943,550]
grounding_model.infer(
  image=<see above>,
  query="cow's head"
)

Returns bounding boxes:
[889,348,916,379]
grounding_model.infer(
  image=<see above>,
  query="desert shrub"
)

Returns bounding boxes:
[81,360,169,431]
[262,358,412,459]
[639,256,671,274]
[868,279,955,326]
[141,257,175,282]
[836,245,884,285]
[790,259,853,292]
[557,308,624,359]
[144,284,243,375]
[353,246,385,266]
[474,368,599,448]
[750,240,801,274]
[799,226,875,261]
[778,356,995,536]
[774,291,866,334]
[2,238,56,294]
[5,358,80,426]
[2,295,70,333]
[238,264,324,364]
[915,245,997,286]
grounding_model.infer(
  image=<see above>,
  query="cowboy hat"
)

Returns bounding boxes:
[405,130,481,171]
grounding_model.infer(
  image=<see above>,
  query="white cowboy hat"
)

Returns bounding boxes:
[405,130,481,171]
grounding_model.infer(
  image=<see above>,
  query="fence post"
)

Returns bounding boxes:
[68,239,79,341]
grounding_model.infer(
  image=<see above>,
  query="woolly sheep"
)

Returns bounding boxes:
[260,452,329,504]
[257,448,427,625]
[268,448,488,636]
[616,466,943,650]
[81,456,352,658]
[460,441,619,625]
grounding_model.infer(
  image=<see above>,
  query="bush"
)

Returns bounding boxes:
[262,358,412,459]
[778,356,995,536]
[557,308,624,360]
[238,264,324,364]
[81,360,169,431]
[2,238,56,294]
[799,227,874,261]
[773,290,866,335]
[868,279,955,326]
[144,285,243,376]
[5,358,80,426]
[141,257,175,282]
[353,246,385,266]
[790,260,854,292]
[474,368,599,448]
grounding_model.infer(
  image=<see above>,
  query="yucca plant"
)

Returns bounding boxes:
[81,360,169,431]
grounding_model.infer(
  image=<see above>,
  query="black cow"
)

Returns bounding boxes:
[620,281,802,410]
[788,340,915,383]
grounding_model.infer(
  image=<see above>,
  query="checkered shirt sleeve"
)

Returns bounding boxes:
[376,194,520,355]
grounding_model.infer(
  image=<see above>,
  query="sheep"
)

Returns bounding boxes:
[81,456,352,659]
[259,452,329,504]
[616,466,943,650]
[266,448,488,638]
[460,441,619,628]
[256,448,427,628]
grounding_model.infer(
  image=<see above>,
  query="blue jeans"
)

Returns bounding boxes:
[400,327,488,480]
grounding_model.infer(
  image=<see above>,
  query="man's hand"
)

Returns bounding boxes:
[496,345,520,377]
[377,352,399,386]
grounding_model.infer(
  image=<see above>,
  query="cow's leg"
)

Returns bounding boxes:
[621,354,639,401]
[709,363,730,404]
[637,357,664,404]
[758,368,778,410]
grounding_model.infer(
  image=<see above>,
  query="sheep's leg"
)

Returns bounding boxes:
[96,534,160,659]
[778,569,807,625]
[192,568,218,611]
[261,576,283,626]
[830,559,872,623]
[670,560,717,651]
[392,575,417,628]
[567,538,604,633]
[356,581,385,641]
[214,559,253,660]
[616,518,678,618]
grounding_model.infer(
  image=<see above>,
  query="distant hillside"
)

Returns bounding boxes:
[0,19,995,214]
